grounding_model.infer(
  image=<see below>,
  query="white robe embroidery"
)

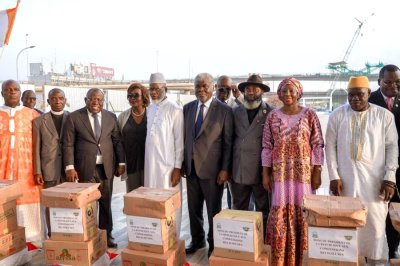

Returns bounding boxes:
[326,103,399,260]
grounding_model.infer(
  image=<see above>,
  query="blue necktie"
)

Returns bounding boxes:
[195,104,204,137]
[92,113,101,141]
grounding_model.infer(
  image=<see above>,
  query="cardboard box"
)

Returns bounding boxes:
[389,203,400,233]
[123,186,181,218]
[49,200,98,241]
[210,245,271,266]
[308,226,358,263]
[213,209,263,262]
[121,239,186,266]
[0,200,17,235]
[0,180,22,204]
[0,226,26,261]
[303,253,365,266]
[41,182,101,208]
[127,212,176,253]
[302,194,367,227]
[391,258,400,266]
[44,229,107,266]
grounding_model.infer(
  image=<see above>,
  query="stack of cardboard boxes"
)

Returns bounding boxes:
[209,209,271,266]
[41,182,107,266]
[121,186,186,266]
[302,194,368,266]
[0,180,26,263]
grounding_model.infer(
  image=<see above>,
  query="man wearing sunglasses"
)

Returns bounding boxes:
[215,75,243,108]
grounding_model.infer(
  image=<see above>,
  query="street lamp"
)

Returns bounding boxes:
[16,45,35,81]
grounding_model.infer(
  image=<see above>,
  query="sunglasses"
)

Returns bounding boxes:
[127,93,141,99]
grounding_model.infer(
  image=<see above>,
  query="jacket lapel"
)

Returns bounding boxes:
[196,98,216,138]
[392,95,400,113]
[59,111,68,139]
[247,102,267,133]
[376,90,389,109]
[79,108,96,141]
[43,112,58,138]
[238,104,250,129]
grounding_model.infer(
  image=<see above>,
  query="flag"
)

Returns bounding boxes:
[0,0,20,47]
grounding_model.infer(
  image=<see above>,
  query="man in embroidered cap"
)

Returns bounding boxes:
[368,64,400,259]
[144,72,184,236]
[326,76,399,265]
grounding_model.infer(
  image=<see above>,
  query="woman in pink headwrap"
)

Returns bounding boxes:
[261,78,324,265]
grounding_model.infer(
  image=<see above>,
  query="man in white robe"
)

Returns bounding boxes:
[144,72,184,237]
[326,76,399,265]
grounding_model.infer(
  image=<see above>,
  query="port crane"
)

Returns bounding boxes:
[328,13,375,89]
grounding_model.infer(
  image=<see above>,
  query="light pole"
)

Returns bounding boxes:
[16,45,35,81]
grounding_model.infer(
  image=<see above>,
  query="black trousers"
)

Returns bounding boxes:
[230,180,270,238]
[186,167,224,249]
[85,164,114,238]
[387,191,400,259]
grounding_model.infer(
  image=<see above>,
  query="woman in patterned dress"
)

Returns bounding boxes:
[261,78,324,265]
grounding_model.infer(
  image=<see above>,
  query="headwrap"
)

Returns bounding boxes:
[277,78,303,98]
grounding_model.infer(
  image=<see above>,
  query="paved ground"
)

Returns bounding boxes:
[30,113,332,265]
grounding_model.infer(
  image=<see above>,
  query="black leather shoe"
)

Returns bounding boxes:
[107,238,117,248]
[185,240,206,254]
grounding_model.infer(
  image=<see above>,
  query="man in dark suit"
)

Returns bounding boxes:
[33,88,69,237]
[231,75,272,236]
[63,88,125,248]
[369,64,400,259]
[182,73,233,257]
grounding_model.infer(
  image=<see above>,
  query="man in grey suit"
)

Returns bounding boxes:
[33,88,68,237]
[182,73,233,257]
[33,88,68,188]
[63,88,125,248]
[231,74,272,236]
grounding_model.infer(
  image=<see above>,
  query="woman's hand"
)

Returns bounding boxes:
[262,167,273,192]
[311,165,322,190]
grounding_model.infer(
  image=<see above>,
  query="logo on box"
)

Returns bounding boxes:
[56,249,76,261]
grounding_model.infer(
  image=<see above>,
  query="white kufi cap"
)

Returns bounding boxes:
[149,72,166,84]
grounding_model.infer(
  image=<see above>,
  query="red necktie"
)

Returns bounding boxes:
[386,97,392,111]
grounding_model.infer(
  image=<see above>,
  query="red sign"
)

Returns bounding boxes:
[90,63,114,79]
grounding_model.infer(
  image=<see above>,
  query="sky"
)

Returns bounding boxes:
[0,0,399,81]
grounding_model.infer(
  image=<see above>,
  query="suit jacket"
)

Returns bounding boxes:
[62,107,125,181]
[369,89,400,133]
[183,98,233,179]
[33,111,69,182]
[232,102,272,185]
[369,89,400,180]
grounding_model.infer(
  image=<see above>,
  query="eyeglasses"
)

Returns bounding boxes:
[382,80,400,87]
[217,87,231,92]
[127,93,141,99]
